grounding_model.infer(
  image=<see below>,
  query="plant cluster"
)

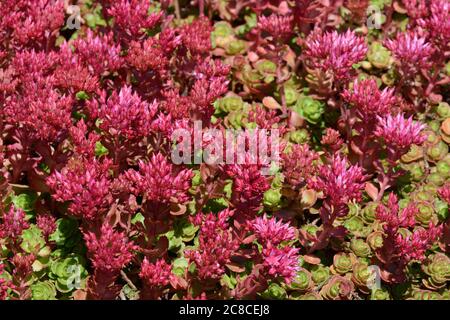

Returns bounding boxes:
[0,0,449,300]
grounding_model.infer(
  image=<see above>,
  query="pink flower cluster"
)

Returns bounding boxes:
[303,29,367,83]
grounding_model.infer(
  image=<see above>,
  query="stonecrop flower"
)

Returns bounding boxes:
[258,14,294,42]
[0,263,14,300]
[139,258,174,287]
[118,152,193,205]
[438,183,450,204]
[186,209,239,281]
[72,30,123,75]
[394,224,443,262]
[36,213,57,240]
[84,224,137,273]
[250,215,297,246]
[401,0,428,19]
[308,155,366,213]
[88,86,158,140]
[377,193,443,264]
[107,0,162,39]
[224,159,270,215]
[6,0,65,48]
[376,193,417,234]
[384,31,435,76]
[281,144,319,188]
[374,113,426,153]
[4,80,74,142]
[417,0,450,49]
[321,128,344,153]
[342,78,397,119]
[179,16,213,55]
[46,158,113,221]
[0,206,29,240]
[261,246,299,283]
[303,29,367,82]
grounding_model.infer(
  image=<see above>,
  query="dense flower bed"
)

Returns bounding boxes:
[0,0,449,300]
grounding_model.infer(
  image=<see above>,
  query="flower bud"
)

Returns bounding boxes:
[211,21,234,48]
[254,59,277,76]
[410,289,442,300]
[427,172,445,186]
[361,202,377,224]
[343,216,365,236]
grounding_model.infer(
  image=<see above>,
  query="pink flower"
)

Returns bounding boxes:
[281,144,318,188]
[258,14,294,42]
[438,183,450,204]
[261,246,299,283]
[321,128,344,153]
[4,79,73,142]
[395,223,443,262]
[308,155,366,213]
[47,158,113,221]
[8,0,65,48]
[186,209,239,281]
[88,86,158,140]
[84,224,137,273]
[0,206,29,240]
[36,213,57,240]
[189,77,229,121]
[118,152,193,205]
[374,113,426,152]
[0,263,14,300]
[72,30,123,75]
[126,38,168,73]
[225,158,270,215]
[303,29,367,82]
[417,0,450,50]
[108,0,162,40]
[69,120,100,159]
[342,78,397,119]
[250,215,297,246]
[179,17,213,55]
[139,258,174,287]
[376,193,443,268]
[401,0,428,19]
[376,193,417,234]
[384,31,435,76]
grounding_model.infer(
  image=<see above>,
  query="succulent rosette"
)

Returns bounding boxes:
[0,0,448,302]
